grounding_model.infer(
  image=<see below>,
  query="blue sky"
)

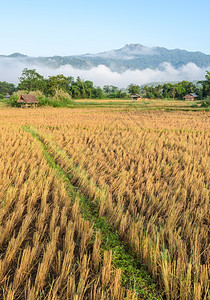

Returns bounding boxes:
[1,0,209,56]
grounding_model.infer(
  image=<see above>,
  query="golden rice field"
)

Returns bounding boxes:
[0,107,209,299]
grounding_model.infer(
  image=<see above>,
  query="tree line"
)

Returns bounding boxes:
[129,72,210,99]
[0,68,209,100]
[0,69,128,100]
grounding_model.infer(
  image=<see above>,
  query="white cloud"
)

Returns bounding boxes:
[0,57,208,88]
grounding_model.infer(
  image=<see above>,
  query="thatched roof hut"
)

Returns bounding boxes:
[183,93,198,101]
[17,94,38,104]
[131,94,141,100]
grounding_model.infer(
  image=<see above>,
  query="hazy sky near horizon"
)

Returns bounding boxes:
[1,0,210,56]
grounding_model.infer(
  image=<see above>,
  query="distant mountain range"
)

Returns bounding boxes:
[1,44,210,72]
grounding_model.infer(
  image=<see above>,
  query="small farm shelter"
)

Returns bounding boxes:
[17,94,38,107]
[183,93,198,101]
[131,94,141,100]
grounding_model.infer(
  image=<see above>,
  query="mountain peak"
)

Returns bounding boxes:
[115,43,158,57]
[8,53,27,58]
[124,43,144,48]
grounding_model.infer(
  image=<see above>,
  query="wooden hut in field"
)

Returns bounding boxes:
[183,93,198,101]
[17,94,38,107]
[131,94,141,100]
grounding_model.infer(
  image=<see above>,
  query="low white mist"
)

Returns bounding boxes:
[0,57,208,88]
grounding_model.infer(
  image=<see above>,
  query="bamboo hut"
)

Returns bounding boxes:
[17,94,38,107]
